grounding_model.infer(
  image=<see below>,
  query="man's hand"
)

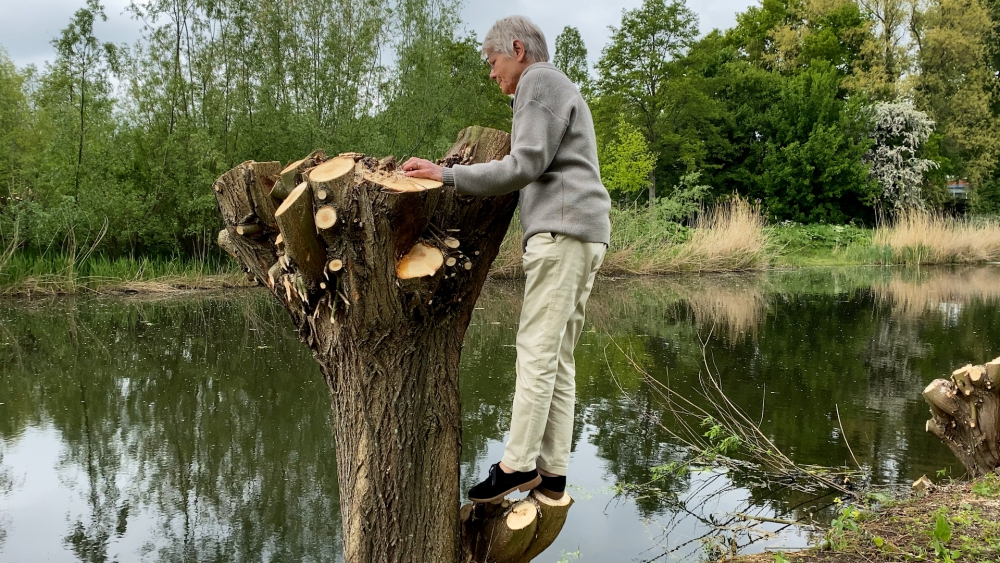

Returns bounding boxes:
[402,157,443,182]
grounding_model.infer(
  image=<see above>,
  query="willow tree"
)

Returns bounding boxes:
[212,126,572,563]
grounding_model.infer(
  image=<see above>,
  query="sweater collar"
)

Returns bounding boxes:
[512,62,558,105]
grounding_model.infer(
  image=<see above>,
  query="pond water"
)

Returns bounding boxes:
[2,266,999,562]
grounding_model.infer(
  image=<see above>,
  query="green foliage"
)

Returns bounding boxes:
[826,500,861,550]
[600,116,657,201]
[554,26,590,93]
[654,171,711,222]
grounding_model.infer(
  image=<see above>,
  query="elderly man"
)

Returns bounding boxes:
[403,15,611,503]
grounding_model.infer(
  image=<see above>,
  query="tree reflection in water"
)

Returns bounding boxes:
[2,267,1000,562]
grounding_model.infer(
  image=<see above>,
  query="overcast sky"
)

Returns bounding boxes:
[4,0,758,69]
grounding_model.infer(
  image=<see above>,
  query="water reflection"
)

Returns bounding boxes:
[1,266,999,562]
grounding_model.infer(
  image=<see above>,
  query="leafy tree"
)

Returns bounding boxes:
[554,26,591,94]
[596,0,699,200]
[865,102,938,210]
[847,0,913,99]
[50,0,117,205]
[0,49,34,201]
[911,0,999,192]
[600,116,657,201]
[757,66,877,222]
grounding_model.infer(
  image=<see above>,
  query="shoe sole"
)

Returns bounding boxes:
[469,475,542,504]
[535,487,565,500]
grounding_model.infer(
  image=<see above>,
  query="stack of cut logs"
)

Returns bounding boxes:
[924,357,1000,477]
[215,148,478,310]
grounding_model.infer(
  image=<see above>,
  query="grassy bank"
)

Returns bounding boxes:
[726,475,1000,562]
[0,250,249,296]
[7,207,1000,296]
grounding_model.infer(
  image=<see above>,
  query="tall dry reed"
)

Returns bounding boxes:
[490,196,771,277]
[632,196,770,274]
[874,210,1000,264]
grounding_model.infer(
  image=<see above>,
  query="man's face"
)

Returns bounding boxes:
[487,40,529,96]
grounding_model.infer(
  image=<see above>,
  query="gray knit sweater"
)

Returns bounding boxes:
[441,62,611,248]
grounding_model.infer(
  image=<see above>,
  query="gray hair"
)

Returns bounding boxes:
[482,16,549,63]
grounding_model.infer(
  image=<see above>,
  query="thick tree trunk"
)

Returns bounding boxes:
[212,127,569,563]
[923,358,1000,477]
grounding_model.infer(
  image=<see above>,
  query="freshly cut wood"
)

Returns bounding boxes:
[460,491,574,563]
[236,223,262,236]
[273,150,326,200]
[316,206,338,230]
[463,260,473,271]
[365,171,443,192]
[517,491,574,562]
[443,237,460,249]
[275,233,284,249]
[445,256,457,267]
[480,500,537,563]
[985,357,1000,386]
[309,155,355,183]
[275,182,326,288]
[397,242,444,279]
[328,259,343,272]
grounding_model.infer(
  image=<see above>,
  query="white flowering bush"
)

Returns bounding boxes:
[865,103,938,210]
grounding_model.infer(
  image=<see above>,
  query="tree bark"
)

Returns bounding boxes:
[212,127,570,563]
[923,358,1000,477]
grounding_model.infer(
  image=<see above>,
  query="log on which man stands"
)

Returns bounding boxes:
[211,126,571,563]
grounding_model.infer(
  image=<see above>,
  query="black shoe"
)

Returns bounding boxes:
[537,474,566,500]
[468,463,542,503]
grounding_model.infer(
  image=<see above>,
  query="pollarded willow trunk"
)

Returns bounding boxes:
[212,127,571,563]
[923,358,1000,477]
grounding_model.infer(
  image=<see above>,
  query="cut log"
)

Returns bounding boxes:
[273,150,327,200]
[274,182,326,289]
[248,161,282,230]
[397,242,444,279]
[461,491,574,563]
[217,229,238,259]
[212,126,520,563]
[235,223,262,237]
[316,206,338,230]
[924,359,1000,477]
[443,237,460,249]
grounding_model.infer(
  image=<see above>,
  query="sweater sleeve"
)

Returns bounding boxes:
[450,98,569,196]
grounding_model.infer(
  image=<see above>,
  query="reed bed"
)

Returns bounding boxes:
[872,266,1000,316]
[491,196,772,277]
[874,210,1000,264]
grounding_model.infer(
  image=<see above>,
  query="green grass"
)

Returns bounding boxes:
[0,250,247,296]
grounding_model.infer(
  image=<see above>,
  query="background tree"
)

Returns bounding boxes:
[595,0,699,201]
[910,0,999,199]
[600,116,658,202]
[554,26,591,94]
[865,102,938,210]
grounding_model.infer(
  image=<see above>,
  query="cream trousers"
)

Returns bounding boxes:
[501,233,606,475]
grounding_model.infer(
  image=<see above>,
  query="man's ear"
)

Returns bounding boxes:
[512,39,526,62]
